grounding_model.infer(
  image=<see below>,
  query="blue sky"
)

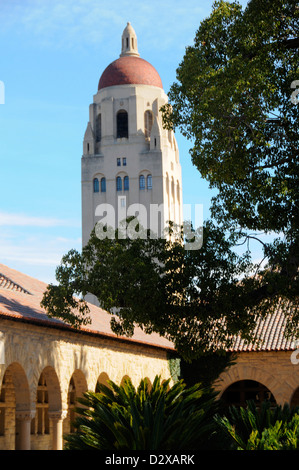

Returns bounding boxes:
[0,0,250,284]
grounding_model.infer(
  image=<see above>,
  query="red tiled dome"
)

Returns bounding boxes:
[98,56,163,90]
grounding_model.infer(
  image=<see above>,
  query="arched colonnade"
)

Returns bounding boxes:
[0,362,151,450]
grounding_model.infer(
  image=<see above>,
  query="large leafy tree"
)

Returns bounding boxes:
[41,220,292,362]
[42,221,250,359]
[162,0,299,307]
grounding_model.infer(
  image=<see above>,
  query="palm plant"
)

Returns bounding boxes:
[64,375,223,450]
[215,400,299,450]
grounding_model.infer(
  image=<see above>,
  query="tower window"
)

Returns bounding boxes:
[144,110,153,139]
[96,114,101,142]
[139,175,145,190]
[117,158,121,166]
[101,177,106,193]
[93,178,99,193]
[147,174,152,190]
[124,176,129,191]
[123,157,127,166]
[116,176,122,192]
[117,110,128,138]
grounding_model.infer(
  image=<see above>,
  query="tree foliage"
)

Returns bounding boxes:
[162,0,299,309]
[41,221,271,361]
[215,400,299,450]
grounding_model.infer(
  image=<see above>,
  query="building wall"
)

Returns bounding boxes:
[214,351,299,406]
[0,318,172,450]
[1,317,299,450]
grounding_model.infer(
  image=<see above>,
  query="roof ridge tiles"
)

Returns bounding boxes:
[0,273,32,295]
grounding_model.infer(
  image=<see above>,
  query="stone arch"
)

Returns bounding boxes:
[65,370,88,434]
[28,366,62,450]
[0,367,15,448]
[4,362,30,413]
[69,369,87,402]
[93,173,105,194]
[120,375,131,386]
[0,363,32,450]
[215,364,280,405]
[143,377,152,391]
[220,380,276,408]
[37,366,62,413]
[96,372,110,390]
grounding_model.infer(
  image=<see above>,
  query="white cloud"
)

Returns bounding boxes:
[0,210,81,282]
[0,211,80,228]
[0,228,80,261]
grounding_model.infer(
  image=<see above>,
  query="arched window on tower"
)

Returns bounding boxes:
[96,114,102,142]
[139,174,145,190]
[117,110,128,138]
[124,176,129,191]
[93,178,99,193]
[116,176,122,192]
[101,177,106,193]
[147,174,152,190]
[144,110,153,140]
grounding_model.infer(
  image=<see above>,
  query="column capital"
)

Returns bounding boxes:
[15,410,35,421]
[49,409,68,421]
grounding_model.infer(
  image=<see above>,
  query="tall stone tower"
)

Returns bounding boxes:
[81,23,182,246]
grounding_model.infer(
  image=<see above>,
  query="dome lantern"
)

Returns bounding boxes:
[120,22,139,57]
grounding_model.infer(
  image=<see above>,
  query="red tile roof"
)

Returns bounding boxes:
[0,263,174,352]
[0,263,296,354]
[228,298,297,352]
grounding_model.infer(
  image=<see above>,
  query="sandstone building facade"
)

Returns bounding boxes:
[0,263,174,450]
[0,263,298,451]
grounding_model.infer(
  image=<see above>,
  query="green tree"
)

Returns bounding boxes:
[162,0,299,332]
[64,375,223,450]
[180,351,236,388]
[41,221,261,362]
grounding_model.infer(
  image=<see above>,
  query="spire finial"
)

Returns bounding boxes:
[120,22,140,57]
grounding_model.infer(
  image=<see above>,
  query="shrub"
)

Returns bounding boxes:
[215,400,299,450]
[64,375,222,450]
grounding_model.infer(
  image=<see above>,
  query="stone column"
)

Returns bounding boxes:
[49,410,68,450]
[15,411,35,450]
